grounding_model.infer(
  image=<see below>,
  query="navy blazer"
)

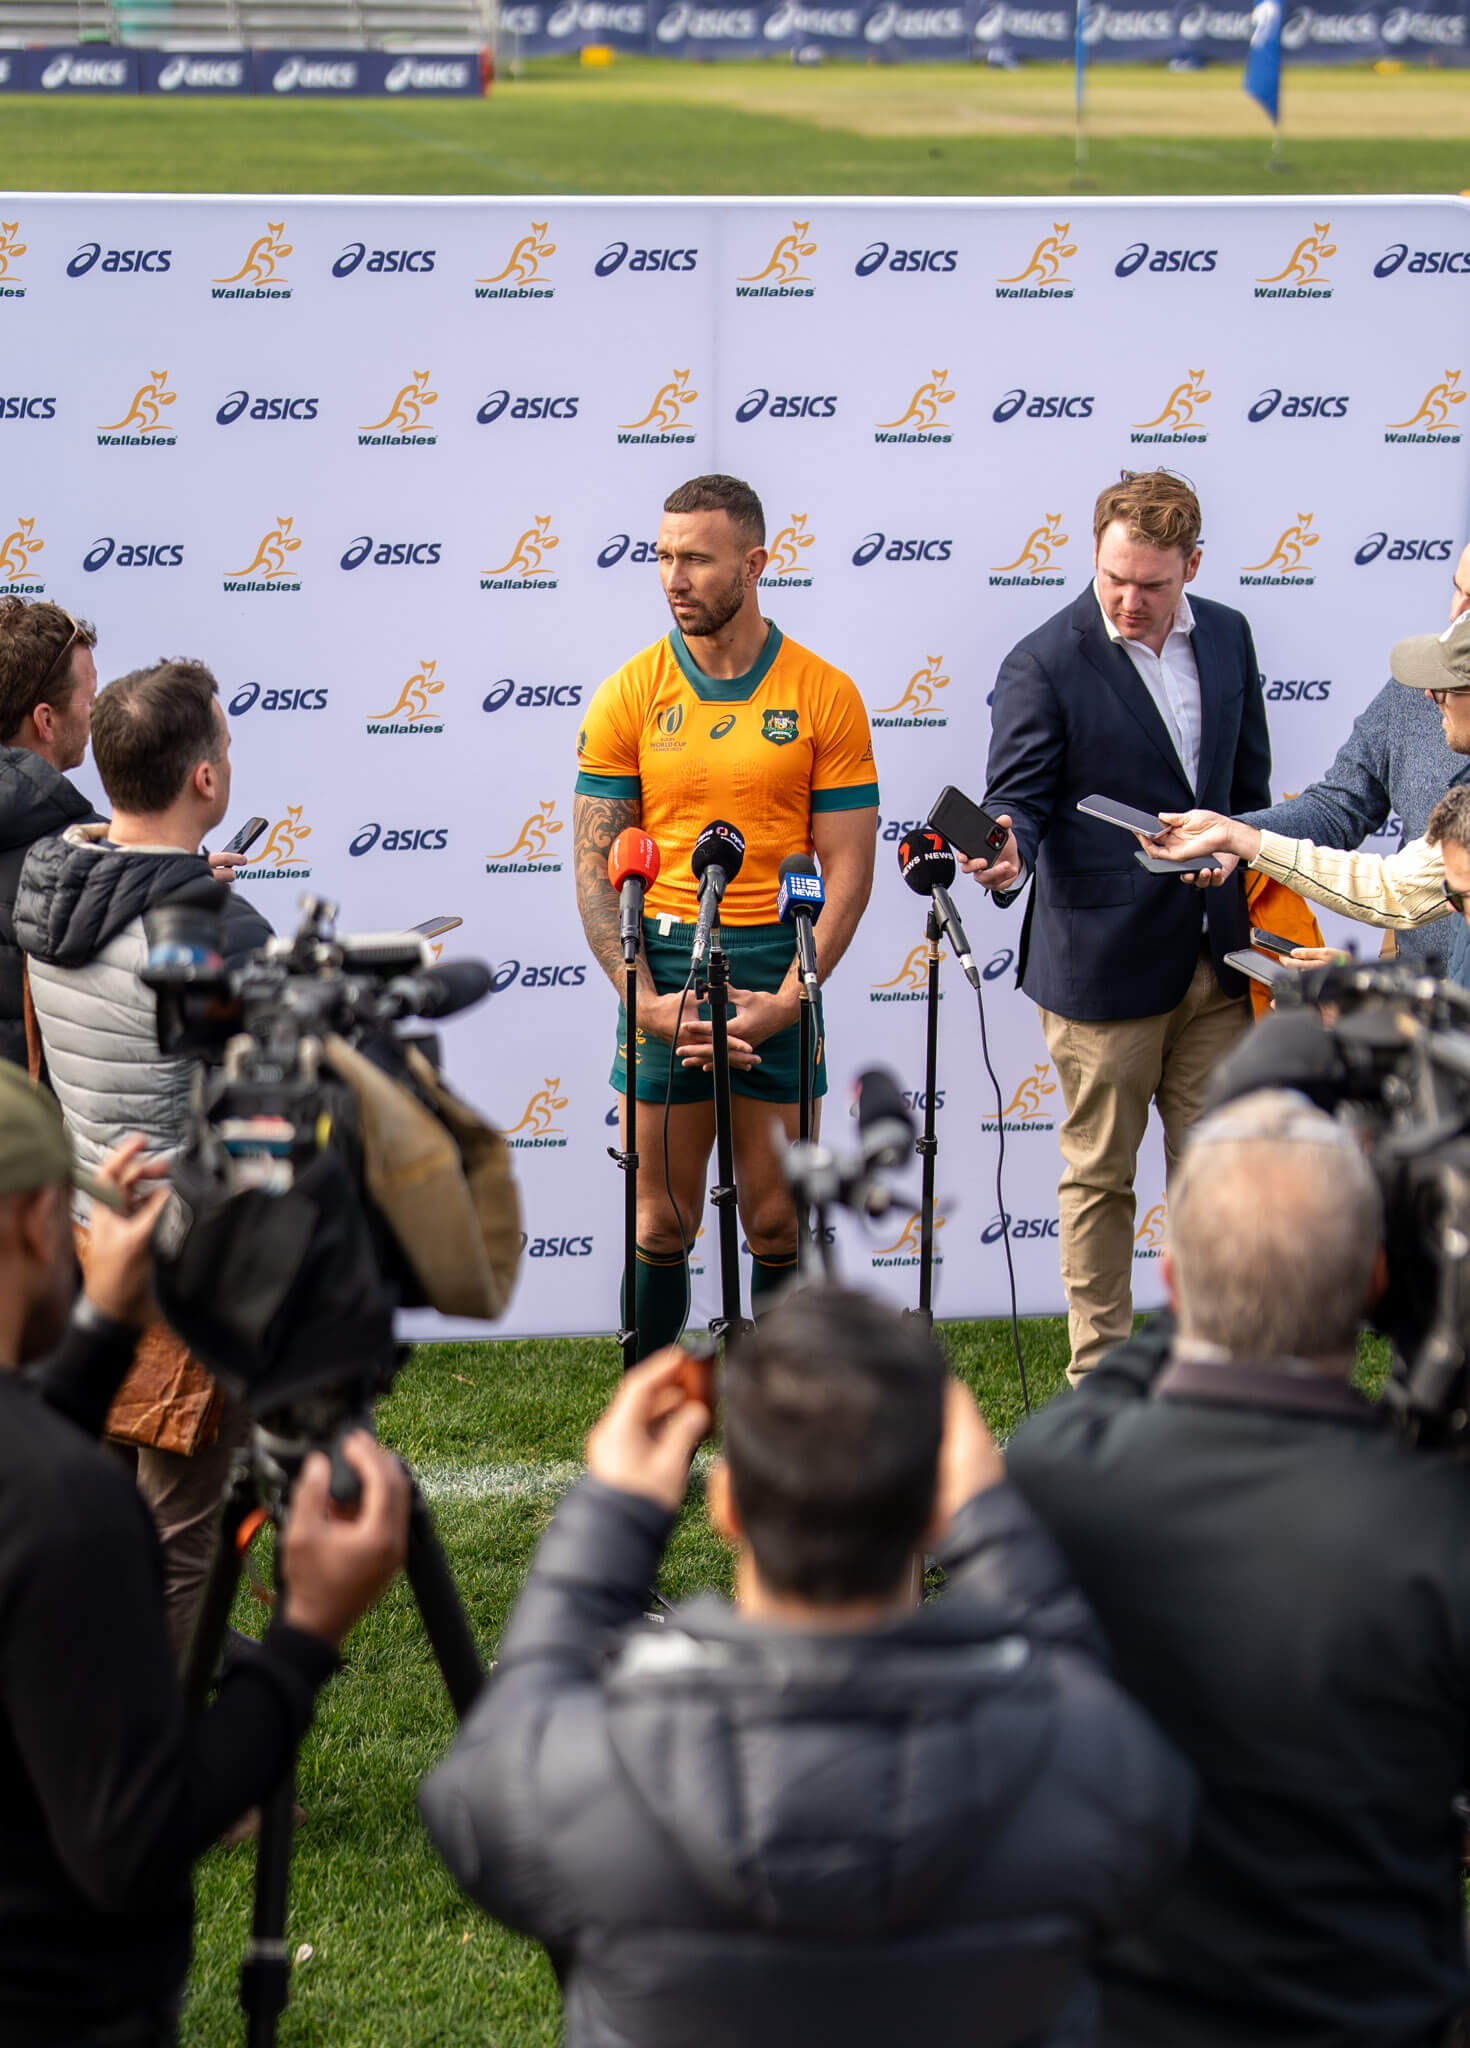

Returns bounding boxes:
[984,586,1271,1022]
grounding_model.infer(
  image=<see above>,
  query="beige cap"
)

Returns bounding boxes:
[1393,612,1470,693]
[0,1062,125,1212]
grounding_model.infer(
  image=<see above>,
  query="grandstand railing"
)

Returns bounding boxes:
[0,0,493,47]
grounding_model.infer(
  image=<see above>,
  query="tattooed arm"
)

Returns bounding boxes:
[573,793,651,996]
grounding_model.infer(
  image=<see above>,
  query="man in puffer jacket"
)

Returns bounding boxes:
[420,1289,1195,2048]
[16,658,271,1655]
[0,598,102,1069]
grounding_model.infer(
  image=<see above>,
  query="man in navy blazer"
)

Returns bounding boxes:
[965,471,1270,1379]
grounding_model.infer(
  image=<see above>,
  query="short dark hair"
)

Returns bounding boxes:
[1427,786,1470,855]
[0,599,97,743]
[663,474,765,547]
[90,661,223,814]
[723,1287,946,1605]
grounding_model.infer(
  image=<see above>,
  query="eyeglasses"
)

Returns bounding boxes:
[1429,685,1470,706]
[32,609,82,704]
[1444,877,1470,916]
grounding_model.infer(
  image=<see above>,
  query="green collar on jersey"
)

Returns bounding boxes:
[669,622,783,703]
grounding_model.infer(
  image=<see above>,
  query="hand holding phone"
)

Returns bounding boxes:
[223,816,268,857]
[928,785,1010,861]
[1224,947,1291,989]
[1077,794,1168,839]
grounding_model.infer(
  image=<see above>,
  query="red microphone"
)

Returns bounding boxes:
[608,828,660,964]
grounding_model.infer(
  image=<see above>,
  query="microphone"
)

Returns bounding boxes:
[898,830,980,992]
[608,828,660,966]
[776,853,824,997]
[382,959,494,1021]
[855,1068,916,1175]
[690,820,746,971]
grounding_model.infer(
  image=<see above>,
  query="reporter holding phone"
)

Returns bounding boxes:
[963,472,1270,1380]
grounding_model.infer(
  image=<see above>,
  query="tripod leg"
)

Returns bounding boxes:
[616,960,640,1371]
[405,1485,485,1721]
[241,1753,299,2048]
[181,1461,260,1713]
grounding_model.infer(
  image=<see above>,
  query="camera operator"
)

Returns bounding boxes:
[420,1289,1193,2048]
[1237,541,1470,969]
[1006,1089,1470,2048]
[0,1062,409,2048]
[15,658,272,1655]
[0,600,102,1069]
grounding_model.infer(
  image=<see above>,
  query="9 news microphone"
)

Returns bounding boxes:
[608,828,661,965]
[898,830,981,992]
[690,820,746,971]
[776,853,824,997]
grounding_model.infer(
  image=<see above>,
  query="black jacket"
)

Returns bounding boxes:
[1007,1317,1470,2048]
[419,1475,1194,2048]
[0,748,98,1067]
[984,587,1272,1020]
[0,1348,336,2045]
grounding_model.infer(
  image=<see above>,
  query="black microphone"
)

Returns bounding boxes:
[855,1067,916,1173]
[776,853,824,997]
[690,820,746,971]
[382,959,494,1021]
[897,831,980,991]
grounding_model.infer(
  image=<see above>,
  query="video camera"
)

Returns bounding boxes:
[1213,959,1470,1448]
[141,886,518,1426]
[783,1069,917,1281]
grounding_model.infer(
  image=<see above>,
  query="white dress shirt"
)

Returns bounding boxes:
[1094,580,1202,793]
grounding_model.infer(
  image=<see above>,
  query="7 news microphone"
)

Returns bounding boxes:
[608,828,661,964]
[776,853,824,996]
[898,829,981,991]
[690,820,746,970]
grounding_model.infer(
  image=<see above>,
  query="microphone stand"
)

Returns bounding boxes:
[908,906,943,1328]
[613,941,640,1372]
[697,921,750,1346]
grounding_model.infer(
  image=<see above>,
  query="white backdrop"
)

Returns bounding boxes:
[3,191,1468,1335]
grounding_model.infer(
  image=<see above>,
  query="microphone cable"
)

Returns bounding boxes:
[972,970,1030,1417]
[660,963,699,1346]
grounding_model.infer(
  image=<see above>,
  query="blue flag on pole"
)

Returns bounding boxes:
[1244,0,1283,125]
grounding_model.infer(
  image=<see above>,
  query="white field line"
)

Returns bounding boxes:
[416,1448,715,1507]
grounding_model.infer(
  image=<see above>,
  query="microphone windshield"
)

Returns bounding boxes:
[609,828,660,891]
[778,853,819,882]
[392,959,494,1020]
[898,829,956,894]
[692,819,746,884]
[855,1067,916,1170]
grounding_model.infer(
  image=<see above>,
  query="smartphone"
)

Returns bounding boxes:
[927,785,1010,861]
[1077,794,1168,838]
[1224,947,1292,988]
[223,815,267,857]
[409,916,463,940]
[1249,928,1297,957]
[1135,851,1222,875]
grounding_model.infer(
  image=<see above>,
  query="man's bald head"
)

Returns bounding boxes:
[1168,1089,1383,1368]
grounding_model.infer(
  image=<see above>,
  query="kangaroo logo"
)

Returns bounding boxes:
[0,221,27,281]
[228,516,302,581]
[766,513,814,578]
[1242,515,1319,575]
[372,657,445,724]
[479,221,556,285]
[874,655,950,719]
[0,516,44,583]
[874,1210,947,1258]
[1133,369,1211,433]
[100,370,177,435]
[999,1065,1058,1122]
[484,515,559,579]
[991,515,1069,575]
[740,220,817,285]
[1387,370,1466,434]
[214,221,292,287]
[245,806,312,869]
[998,223,1077,286]
[489,801,563,863]
[621,370,699,435]
[877,371,955,434]
[1257,222,1335,286]
[505,1079,568,1137]
[362,369,438,434]
[872,943,931,994]
[1135,1201,1169,1251]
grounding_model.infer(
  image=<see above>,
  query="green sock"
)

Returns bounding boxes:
[750,1249,800,1314]
[626,1245,689,1362]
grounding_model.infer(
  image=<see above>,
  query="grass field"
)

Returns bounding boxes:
[1,61,1467,198]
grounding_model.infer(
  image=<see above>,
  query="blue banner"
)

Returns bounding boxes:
[250,49,482,94]
[138,51,253,95]
[24,46,140,92]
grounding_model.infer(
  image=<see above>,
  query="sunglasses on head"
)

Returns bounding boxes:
[32,610,82,704]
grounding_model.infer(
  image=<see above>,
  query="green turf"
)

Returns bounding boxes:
[184,1318,1393,2044]
[1,65,1466,197]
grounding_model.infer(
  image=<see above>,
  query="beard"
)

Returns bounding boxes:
[668,570,745,638]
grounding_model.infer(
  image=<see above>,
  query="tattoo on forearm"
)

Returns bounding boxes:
[574,794,642,990]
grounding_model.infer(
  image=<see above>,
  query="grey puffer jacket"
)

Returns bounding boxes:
[16,825,271,1182]
[420,1476,1196,2048]
[0,749,99,1069]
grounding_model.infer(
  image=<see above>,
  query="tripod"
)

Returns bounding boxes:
[910,910,943,1327]
[613,946,642,1372]
[184,1422,483,2048]
[695,928,753,1346]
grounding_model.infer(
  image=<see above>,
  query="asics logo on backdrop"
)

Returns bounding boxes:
[340,536,442,569]
[331,242,436,277]
[993,387,1094,421]
[67,243,171,277]
[84,537,183,570]
[856,241,957,277]
[594,242,697,276]
[852,531,952,565]
[476,389,579,423]
[217,390,319,424]
[596,534,660,567]
[1354,532,1454,564]
[1374,243,1470,278]
[1115,242,1217,276]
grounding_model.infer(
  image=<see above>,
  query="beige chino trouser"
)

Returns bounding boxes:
[1038,950,1250,1381]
